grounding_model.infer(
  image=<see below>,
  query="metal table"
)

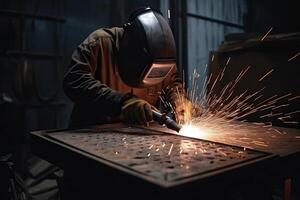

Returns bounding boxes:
[30,122,300,198]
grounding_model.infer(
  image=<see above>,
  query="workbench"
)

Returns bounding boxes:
[30,122,300,199]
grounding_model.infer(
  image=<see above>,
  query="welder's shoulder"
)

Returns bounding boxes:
[83,27,124,46]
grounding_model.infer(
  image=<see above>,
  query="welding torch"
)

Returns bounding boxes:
[152,109,182,132]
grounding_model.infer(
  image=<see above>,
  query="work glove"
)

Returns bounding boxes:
[174,97,203,124]
[121,97,153,125]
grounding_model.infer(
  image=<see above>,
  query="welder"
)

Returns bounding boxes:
[61,7,199,199]
[63,7,197,130]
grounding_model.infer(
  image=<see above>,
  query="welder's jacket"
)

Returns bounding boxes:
[63,27,181,127]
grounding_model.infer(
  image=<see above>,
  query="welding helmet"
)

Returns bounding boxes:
[118,7,176,88]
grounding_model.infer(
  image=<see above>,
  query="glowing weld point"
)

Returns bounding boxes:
[179,125,204,138]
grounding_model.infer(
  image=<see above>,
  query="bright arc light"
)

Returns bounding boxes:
[179,124,204,138]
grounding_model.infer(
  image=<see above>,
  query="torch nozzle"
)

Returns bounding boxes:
[152,109,182,132]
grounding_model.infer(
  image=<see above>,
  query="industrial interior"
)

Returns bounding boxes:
[1,0,300,199]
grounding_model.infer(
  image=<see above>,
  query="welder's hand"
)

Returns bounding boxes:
[174,98,202,124]
[121,97,153,125]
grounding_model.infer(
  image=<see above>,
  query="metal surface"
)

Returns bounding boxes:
[43,125,271,187]
[183,121,300,157]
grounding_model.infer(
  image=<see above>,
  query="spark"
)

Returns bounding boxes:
[285,110,300,116]
[261,27,273,41]
[148,144,154,149]
[278,116,291,120]
[237,151,246,158]
[272,104,289,110]
[252,122,265,126]
[168,144,174,156]
[259,69,274,81]
[252,141,268,147]
[263,122,272,128]
[217,148,227,157]
[96,143,100,151]
[260,105,275,111]
[166,56,299,152]
[288,95,300,101]
[162,143,166,147]
[199,148,205,153]
[272,128,283,135]
[283,121,299,124]
[288,51,300,62]
[226,57,231,66]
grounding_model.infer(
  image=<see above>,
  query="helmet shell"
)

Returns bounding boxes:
[118,7,176,88]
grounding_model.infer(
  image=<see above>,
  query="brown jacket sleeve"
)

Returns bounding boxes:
[63,32,130,118]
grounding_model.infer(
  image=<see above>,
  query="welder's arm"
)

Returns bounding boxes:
[63,41,131,117]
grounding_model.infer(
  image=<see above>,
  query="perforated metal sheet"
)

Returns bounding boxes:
[47,126,269,184]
